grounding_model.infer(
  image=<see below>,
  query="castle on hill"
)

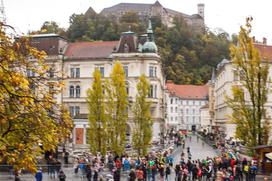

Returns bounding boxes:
[86,1,205,32]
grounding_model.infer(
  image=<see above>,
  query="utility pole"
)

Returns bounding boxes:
[0,0,6,24]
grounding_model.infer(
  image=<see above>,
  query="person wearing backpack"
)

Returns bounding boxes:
[243,163,249,181]
[136,167,144,181]
[58,170,66,181]
[249,163,257,181]
[128,169,136,181]
[165,164,171,181]
[158,164,164,181]
[197,166,202,181]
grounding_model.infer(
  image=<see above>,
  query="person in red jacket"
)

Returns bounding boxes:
[136,167,144,181]
[230,158,236,169]
[115,158,122,170]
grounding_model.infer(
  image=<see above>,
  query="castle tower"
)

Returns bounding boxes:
[197,3,204,19]
[0,0,6,24]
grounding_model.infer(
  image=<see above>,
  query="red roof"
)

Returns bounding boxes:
[254,43,272,61]
[166,81,208,100]
[65,41,119,59]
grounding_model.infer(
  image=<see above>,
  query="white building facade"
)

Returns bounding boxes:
[30,23,165,148]
[200,104,211,133]
[214,42,272,140]
[166,81,208,131]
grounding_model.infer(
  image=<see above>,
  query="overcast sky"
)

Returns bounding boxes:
[4,0,272,43]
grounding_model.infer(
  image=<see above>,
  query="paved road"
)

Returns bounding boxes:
[165,134,218,181]
[0,135,218,181]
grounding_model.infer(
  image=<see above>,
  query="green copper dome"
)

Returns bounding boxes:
[142,19,158,53]
[142,41,158,53]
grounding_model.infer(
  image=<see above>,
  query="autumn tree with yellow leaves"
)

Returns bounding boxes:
[87,69,107,156]
[0,24,73,173]
[132,75,152,156]
[226,18,271,148]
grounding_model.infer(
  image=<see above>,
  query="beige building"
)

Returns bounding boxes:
[30,22,165,149]
[214,41,272,140]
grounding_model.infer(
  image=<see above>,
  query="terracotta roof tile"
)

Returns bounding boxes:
[64,41,119,59]
[254,43,272,61]
[166,82,208,100]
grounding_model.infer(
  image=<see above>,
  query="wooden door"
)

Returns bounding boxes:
[76,128,84,144]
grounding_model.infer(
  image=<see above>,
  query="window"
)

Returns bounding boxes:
[175,98,178,104]
[192,109,195,114]
[171,107,173,113]
[149,84,157,98]
[69,85,75,98]
[76,68,80,78]
[171,117,173,121]
[233,70,238,81]
[175,107,178,113]
[175,117,178,121]
[170,98,173,104]
[69,106,80,117]
[186,109,189,114]
[149,66,157,77]
[27,69,35,77]
[70,67,80,78]
[99,67,104,77]
[126,82,129,95]
[48,68,54,78]
[76,85,81,98]
[123,65,128,77]
[154,85,157,98]
[29,83,35,91]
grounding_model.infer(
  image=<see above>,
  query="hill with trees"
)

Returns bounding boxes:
[34,11,232,84]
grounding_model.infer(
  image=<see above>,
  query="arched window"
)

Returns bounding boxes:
[76,85,81,98]
[69,85,74,98]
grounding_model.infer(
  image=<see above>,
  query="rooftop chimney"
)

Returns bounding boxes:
[263,37,267,45]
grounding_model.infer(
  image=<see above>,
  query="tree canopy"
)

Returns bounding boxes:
[226,17,271,148]
[132,75,152,156]
[0,24,73,172]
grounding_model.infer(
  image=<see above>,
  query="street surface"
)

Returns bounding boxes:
[0,135,218,181]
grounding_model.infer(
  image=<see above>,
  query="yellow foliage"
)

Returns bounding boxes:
[0,24,73,173]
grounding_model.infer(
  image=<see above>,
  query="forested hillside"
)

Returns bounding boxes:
[33,10,232,84]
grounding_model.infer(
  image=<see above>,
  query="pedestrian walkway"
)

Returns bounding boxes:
[186,134,218,161]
